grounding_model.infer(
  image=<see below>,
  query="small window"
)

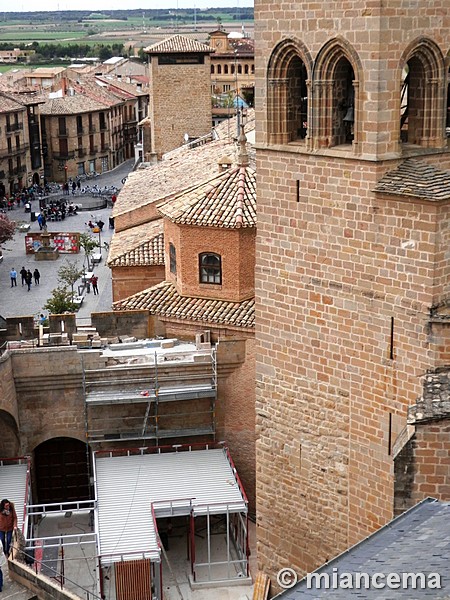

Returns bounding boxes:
[199,253,221,284]
[169,243,176,275]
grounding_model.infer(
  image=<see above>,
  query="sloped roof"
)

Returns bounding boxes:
[276,498,450,598]
[144,34,214,55]
[68,78,125,108]
[39,95,108,115]
[113,109,255,218]
[108,220,164,266]
[112,281,255,329]
[0,91,26,113]
[374,159,450,202]
[158,164,256,228]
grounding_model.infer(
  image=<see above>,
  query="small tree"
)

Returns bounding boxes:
[79,233,98,271]
[0,215,15,247]
[44,286,77,314]
[58,260,84,298]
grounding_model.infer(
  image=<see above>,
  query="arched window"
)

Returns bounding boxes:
[244,64,249,75]
[399,39,445,148]
[169,243,176,275]
[211,64,215,74]
[238,64,242,74]
[217,65,222,75]
[251,64,254,74]
[267,39,312,145]
[313,38,362,151]
[231,64,235,75]
[199,253,221,284]
[224,64,229,74]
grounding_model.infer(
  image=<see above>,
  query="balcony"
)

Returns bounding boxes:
[89,125,97,133]
[89,146,98,155]
[77,148,86,158]
[53,151,75,160]
[100,145,110,153]
[9,165,26,176]
[77,128,84,136]
[6,123,23,133]
[99,122,107,131]
[57,129,68,137]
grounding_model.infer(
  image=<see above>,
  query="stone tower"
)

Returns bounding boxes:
[254,0,450,585]
[145,34,214,159]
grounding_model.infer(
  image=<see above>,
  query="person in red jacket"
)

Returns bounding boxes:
[0,499,17,557]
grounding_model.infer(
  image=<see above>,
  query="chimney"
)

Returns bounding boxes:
[217,155,232,173]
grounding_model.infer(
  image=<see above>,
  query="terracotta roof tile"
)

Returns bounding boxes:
[144,34,213,55]
[113,110,255,218]
[0,92,26,113]
[107,220,164,266]
[112,281,254,329]
[374,159,450,202]
[39,95,108,115]
[158,165,256,228]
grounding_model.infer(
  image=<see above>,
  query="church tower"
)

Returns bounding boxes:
[254,0,450,585]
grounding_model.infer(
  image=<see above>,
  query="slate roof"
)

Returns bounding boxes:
[144,34,214,55]
[275,498,450,599]
[112,281,255,329]
[39,95,108,115]
[157,164,256,228]
[107,220,164,267]
[374,159,450,202]
[113,109,255,218]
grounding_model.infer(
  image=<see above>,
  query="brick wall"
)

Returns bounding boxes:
[165,219,255,302]
[111,264,166,302]
[149,55,212,158]
[254,0,450,584]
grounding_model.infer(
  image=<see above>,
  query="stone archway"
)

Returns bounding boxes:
[0,410,21,458]
[34,437,91,504]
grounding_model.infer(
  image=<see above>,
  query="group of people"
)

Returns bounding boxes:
[38,198,78,224]
[10,267,40,291]
[0,498,18,591]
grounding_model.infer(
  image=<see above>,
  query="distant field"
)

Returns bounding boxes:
[0,31,84,41]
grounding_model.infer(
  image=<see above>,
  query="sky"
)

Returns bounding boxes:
[0,0,253,12]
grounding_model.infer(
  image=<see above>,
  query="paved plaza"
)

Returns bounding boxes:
[0,160,134,324]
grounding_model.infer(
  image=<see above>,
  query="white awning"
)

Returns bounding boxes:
[94,447,247,565]
[0,460,29,532]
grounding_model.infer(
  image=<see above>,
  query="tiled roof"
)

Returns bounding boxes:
[112,281,255,329]
[0,92,26,113]
[68,78,125,108]
[277,498,450,598]
[39,95,108,115]
[158,165,256,228]
[96,76,149,96]
[144,34,214,55]
[113,109,255,218]
[374,159,450,202]
[107,220,164,266]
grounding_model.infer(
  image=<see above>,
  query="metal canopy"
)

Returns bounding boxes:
[94,447,247,565]
[0,459,29,532]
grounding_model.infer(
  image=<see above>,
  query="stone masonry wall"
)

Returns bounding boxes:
[254,0,450,588]
[0,352,21,457]
[149,56,212,158]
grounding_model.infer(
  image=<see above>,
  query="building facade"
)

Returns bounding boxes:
[254,0,450,588]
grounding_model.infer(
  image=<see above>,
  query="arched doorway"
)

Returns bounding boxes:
[34,437,91,504]
[32,172,40,186]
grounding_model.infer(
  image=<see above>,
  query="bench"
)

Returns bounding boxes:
[72,295,84,309]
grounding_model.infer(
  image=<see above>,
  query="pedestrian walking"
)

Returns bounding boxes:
[10,268,17,287]
[37,212,43,230]
[20,266,27,286]
[91,275,99,295]
[0,499,17,557]
[0,541,5,592]
[33,268,40,285]
[25,270,32,292]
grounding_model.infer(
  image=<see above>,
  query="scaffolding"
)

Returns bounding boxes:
[83,343,217,445]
